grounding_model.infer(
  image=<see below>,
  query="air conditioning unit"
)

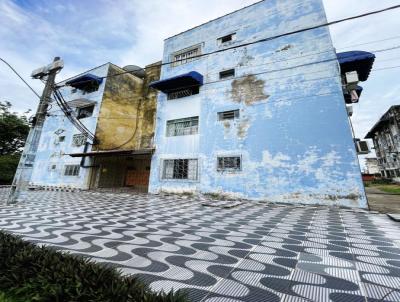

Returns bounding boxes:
[355,139,369,154]
[345,71,359,91]
[345,71,359,84]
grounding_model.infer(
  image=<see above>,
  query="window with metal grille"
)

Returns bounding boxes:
[219,69,235,79]
[77,105,94,119]
[218,33,236,44]
[173,45,201,66]
[64,165,80,176]
[218,110,239,121]
[167,86,199,100]
[217,156,241,171]
[166,117,199,136]
[162,159,198,180]
[72,134,86,147]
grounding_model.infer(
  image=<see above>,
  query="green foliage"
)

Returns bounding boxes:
[0,101,30,184]
[0,154,20,185]
[0,101,30,156]
[371,178,392,185]
[0,292,18,302]
[0,231,189,302]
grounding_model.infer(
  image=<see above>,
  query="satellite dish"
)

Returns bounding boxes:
[123,65,145,79]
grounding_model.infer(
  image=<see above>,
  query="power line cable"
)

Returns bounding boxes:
[51,50,400,121]
[374,56,400,63]
[56,4,400,88]
[50,5,400,135]
[373,65,400,71]
[336,35,400,50]
[148,46,399,91]
[155,4,400,68]
[204,45,400,79]
[0,58,41,99]
[52,89,96,141]
[57,41,400,89]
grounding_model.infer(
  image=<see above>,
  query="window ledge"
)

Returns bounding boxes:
[160,179,199,183]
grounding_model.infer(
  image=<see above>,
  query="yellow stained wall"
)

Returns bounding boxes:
[94,63,161,150]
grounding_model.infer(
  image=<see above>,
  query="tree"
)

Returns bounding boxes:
[0,101,30,155]
[0,101,30,184]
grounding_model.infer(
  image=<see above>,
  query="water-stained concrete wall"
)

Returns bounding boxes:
[30,62,161,189]
[149,0,367,207]
[94,63,161,150]
[30,64,109,189]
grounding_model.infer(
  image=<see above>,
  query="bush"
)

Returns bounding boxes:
[0,231,188,302]
[0,155,20,185]
[0,292,18,302]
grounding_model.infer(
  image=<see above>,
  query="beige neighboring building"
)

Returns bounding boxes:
[365,157,380,175]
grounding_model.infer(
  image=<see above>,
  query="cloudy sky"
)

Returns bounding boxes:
[1,0,399,162]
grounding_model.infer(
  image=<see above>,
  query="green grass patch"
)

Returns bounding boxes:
[0,231,189,302]
[377,185,400,194]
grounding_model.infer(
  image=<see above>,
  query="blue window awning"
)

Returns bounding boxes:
[336,51,375,82]
[65,74,103,90]
[149,71,203,93]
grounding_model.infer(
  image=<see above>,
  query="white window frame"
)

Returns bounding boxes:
[166,117,199,137]
[162,159,198,181]
[171,44,202,67]
[64,164,80,176]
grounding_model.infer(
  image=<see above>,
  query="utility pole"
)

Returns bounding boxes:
[7,57,63,204]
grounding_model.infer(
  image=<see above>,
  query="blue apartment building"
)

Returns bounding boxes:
[148,0,373,208]
[26,0,376,208]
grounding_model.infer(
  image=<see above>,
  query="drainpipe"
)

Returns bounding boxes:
[80,142,99,168]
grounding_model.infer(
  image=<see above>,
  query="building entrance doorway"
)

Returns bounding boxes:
[91,155,151,192]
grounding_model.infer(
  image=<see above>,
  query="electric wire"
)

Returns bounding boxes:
[336,35,400,50]
[0,58,41,99]
[49,5,400,141]
[56,43,400,89]
[53,91,89,138]
[373,65,400,71]
[55,4,400,88]
[49,56,400,122]
[52,89,96,141]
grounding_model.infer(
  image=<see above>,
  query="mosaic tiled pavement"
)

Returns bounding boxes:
[1,189,400,302]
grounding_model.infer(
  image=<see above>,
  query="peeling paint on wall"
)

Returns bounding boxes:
[231,75,269,105]
[237,118,250,139]
[149,0,367,208]
[30,64,110,189]
[276,44,293,52]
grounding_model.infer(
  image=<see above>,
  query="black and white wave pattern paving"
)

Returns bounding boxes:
[1,190,400,302]
[0,186,10,203]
